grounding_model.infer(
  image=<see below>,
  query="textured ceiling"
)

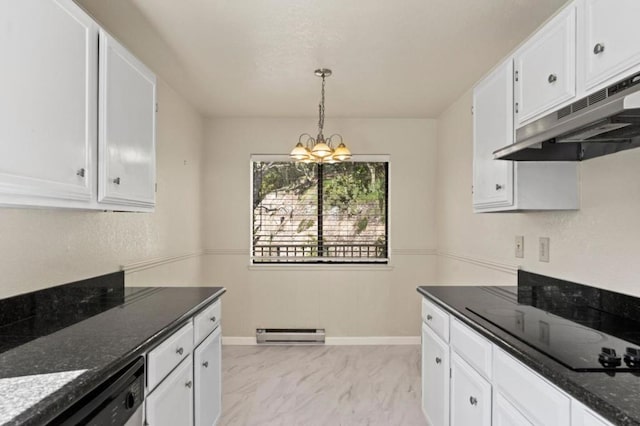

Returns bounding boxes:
[129,0,568,118]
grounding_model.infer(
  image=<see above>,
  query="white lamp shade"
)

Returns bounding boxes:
[333,142,352,161]
[290,142,311,160]
[311,141,333,158]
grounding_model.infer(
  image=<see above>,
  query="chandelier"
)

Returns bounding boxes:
[290,68,351,163]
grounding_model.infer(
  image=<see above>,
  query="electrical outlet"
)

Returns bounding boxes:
[539,237,550,262]
[515,236,524,258]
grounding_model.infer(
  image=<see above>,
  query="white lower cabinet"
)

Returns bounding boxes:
[450,352,492,426]
[146,357,194,426]
[494,348,570,426]
[194,326,222,426]
[493,392,532,426]
[420,296,614,426]
[145,299,223,426]
[572,400,610,426]
[422,323,450,426]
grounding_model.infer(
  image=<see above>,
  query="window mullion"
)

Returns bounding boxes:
[317,163,324,258]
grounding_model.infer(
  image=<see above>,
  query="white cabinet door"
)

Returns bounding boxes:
[472,59,514,209]
[571,400,612,426]
[99,30,156,210]
[515,4,577,127]
[583,0,640,90]
[194,326,222,426]
[450,352,491,426]
[493,392,533,426]
[494,349,570,425]
[146,357,194,426]
[0,0,97,208]
[422,323,450,426]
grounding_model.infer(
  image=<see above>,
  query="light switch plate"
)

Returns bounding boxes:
[515,236,524,258]
[539,237,550,262]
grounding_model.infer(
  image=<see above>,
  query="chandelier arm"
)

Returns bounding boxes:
[298,133,316,148]
[326,134,343,145]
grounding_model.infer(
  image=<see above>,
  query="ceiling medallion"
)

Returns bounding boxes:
[290,68,352,163]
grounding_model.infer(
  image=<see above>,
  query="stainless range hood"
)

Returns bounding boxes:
[494,71,640,161]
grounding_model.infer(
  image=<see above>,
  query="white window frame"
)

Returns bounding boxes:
[249,154,391,266]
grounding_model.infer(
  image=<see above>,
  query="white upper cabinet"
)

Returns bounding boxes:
[473,59,514,209]
[99,30,157,211]
[473,60,579,213]
[582,0,640,90]
[515,3,577,127]
[0,0,97,208]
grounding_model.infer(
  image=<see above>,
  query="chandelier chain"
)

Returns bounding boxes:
[318,74,326,137]
[290,68,351,163]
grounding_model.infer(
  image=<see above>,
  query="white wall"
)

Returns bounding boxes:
[436,89,640,297]
[203,118,437,337]
[0,2,206,299]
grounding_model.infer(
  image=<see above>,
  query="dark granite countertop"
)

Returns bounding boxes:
[0,279,225,426]
[417,285,640,426]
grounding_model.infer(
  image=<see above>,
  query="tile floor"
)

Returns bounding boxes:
[220,345,425,426]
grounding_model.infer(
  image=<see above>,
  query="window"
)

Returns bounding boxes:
[251,156,389,264]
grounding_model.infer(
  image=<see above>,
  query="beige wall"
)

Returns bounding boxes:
[436,89,640,297]
[202,118,437,337]
[0,78,205,299]
[0,3,206,299]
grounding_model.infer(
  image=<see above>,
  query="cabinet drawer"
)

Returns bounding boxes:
[148,321,194,392]
[494,348,570,425]
[422,297,450,342]
[194,299,221,347]
[451,318,493,379]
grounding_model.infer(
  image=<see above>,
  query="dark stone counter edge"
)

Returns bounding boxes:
[13,287,226,426]
[417,286,637,426]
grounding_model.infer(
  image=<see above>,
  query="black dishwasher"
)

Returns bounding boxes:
[51,357,144,425]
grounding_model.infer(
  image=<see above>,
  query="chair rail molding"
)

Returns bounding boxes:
[121,251,204,274]
[437,250,518,275]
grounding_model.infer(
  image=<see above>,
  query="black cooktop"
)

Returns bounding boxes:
[467,305,640,371]
[464,271,640,372]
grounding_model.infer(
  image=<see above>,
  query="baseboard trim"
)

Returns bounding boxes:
[437,250,518,275]
[222,336,420,345]
[222,337,257,345]
[325,336,420,345]
[121,251,203,274]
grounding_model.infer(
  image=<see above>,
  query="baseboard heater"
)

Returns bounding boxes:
[256,328,325,345]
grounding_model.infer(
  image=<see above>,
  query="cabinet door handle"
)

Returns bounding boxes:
[495,184,503,190]
[515,102,519,114]
[435,357,442,365]
[76,168,86,178]
[113,177,121,185]
[548,74,557,83]
[203,361,209,368]
[593,43,605,55]
[210,316,217,323]
[185,381,192,389]
[426,314,433,321]
[176,347,184,355]
[469,396,478,406]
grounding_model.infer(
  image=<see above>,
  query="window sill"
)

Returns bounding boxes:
[247,263,394,272]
